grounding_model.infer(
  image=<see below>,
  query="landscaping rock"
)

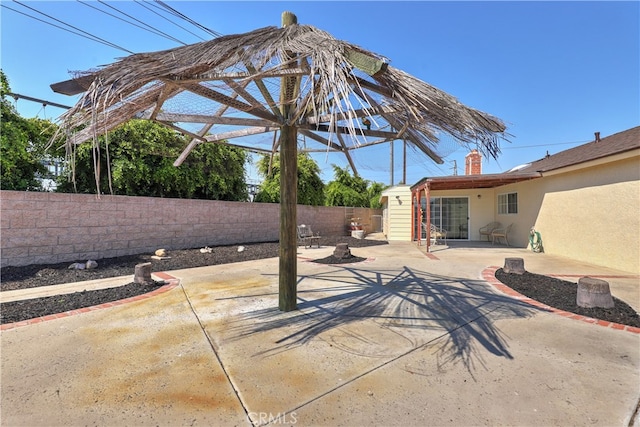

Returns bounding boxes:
[333,243,351,259]
[577,276,615,308]
[68,262,85,270]
[503,257,525,274]
[134,262,152,284]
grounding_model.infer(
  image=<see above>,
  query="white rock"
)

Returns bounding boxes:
[237,246,245,252]
[85,260,98,269]
[68,262,85,270]
[200,247,213,253]
[155,249,167,257]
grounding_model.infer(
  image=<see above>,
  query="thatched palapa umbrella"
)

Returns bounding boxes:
[53,12,507,312]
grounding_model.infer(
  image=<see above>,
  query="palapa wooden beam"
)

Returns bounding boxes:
[297,123,398,139]
[177,82,280,123]
[200,125,281,142]
[222,77,272,115]
[298,129,343,151]
[335,131,359,176]
[243,60,285,122]
[173,94,237,166]
[142,112,273,127]
[164,67,309,83]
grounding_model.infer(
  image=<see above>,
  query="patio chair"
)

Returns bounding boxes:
[491,223,513,246]
[479,222,501,241]
[297,224,321,248]
[422,222,448,245]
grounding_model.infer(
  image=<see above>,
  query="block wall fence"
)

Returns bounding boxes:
[0,191,382,267]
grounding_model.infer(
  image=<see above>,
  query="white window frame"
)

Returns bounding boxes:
[498,192,518,214]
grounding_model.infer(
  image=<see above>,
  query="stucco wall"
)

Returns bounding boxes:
[489,179,546,248]
[532,157,639,274]
[0,191,381,267]
[429,188,497,241]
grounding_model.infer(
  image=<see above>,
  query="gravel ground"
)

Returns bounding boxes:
[495,269,640,327]
[2,238,638,327]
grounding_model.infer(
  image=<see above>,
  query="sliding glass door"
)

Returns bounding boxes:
[416,196,469,240]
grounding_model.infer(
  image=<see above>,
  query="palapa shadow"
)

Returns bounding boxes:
[213,265,545,374]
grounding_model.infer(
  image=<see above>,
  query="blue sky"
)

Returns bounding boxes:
[2,1,638,185]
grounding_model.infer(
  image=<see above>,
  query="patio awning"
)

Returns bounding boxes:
[410,172,541,191]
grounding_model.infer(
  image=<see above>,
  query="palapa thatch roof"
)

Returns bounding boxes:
[55,22,507,171]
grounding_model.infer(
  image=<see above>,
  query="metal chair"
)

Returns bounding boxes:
[422,222,447,245]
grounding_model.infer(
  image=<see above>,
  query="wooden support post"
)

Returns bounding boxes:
[279,124,297,311]
[425,184,431,253]
[279,11,299,312]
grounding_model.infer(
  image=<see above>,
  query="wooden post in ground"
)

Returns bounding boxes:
[278,11,299,311]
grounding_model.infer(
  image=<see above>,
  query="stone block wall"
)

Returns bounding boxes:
[0,191,381,267]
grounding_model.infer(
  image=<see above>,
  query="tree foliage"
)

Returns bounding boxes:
[0,71,58,191]
[56,119,248,201]
[324,165,386,208]
[254,152,325,206]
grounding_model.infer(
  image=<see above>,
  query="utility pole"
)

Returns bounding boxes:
[390,140,394,186]
[402,139,407,184]
[451,160,458,176]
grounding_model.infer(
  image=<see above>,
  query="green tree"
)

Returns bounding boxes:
[324,165,386,208]
[254,152,325,206]
[56,119,248,200]
[366,181,386,209]
[0,71,58,191]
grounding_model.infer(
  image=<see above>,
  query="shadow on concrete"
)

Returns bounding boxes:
[220,265,545,375]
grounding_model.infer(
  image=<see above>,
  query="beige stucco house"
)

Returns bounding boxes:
[380,126,639,274]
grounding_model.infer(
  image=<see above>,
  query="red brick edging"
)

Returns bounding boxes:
[0,272,180,331]
[482,266,640,334]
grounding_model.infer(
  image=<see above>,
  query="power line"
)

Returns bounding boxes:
[134,0,209,42]
[5,0,225,57]
[94,0,189,46]
[1,3,130,53]
[76,0,187,46]
[500,140,590,150]
[8,0,134,54]
[153,0,223,38]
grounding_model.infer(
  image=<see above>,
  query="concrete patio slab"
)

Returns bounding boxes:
[1,240,639,426]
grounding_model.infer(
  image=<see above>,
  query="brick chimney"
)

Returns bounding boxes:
[465,149,482,175]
